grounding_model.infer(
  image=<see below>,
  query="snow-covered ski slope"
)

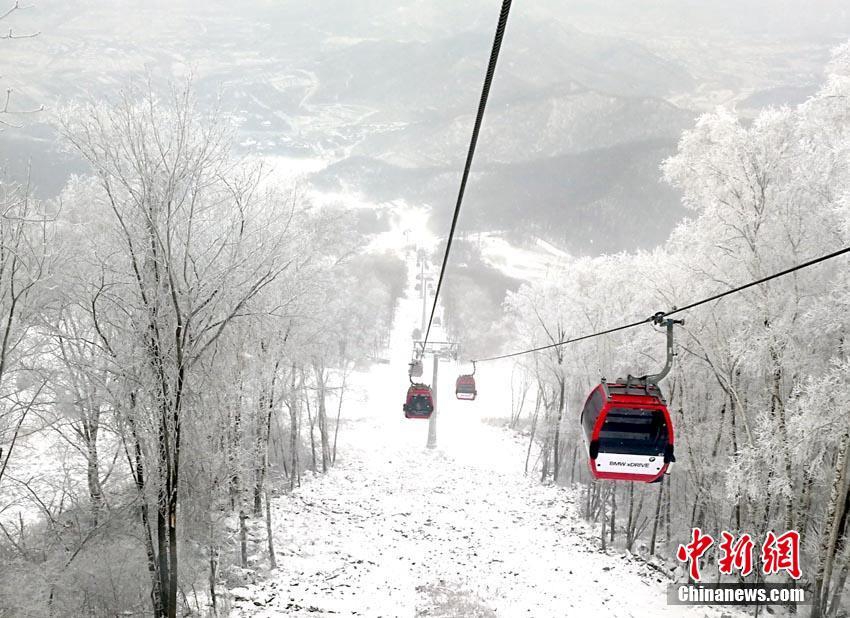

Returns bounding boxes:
[233,253,731,618]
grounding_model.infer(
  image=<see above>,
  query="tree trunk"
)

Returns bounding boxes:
[254,369,277,516]
[265,488,277,570]
[569,444,577,486]
[539,387,552,482]
[626,482,636,551]
[239,510,248,569]
[167,384,184,618]
[208,544,218,615]
[85,413,103,527]
[650,477,664,556]
[665,475,672,545]
[314,362,330,473]
[126,407,163,617]
[553,375,565,483]
[230,377,243,510]
[253,396,267,516]
[812,429,850,618]
[730,382,742,530]
[304,378,317,473]
[332,365,348,465]
[770,351,794,532]
[288,365,299,492]
[827,487,850,615]
[601,485,608,552]
[610,486,617,544]
[525,391,541,475]
[156,403,172,618]
[827,542,850,617]
[797,467,815,548]
[510,368,528,429]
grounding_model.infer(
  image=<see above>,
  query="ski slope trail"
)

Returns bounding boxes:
[233,261,720,618]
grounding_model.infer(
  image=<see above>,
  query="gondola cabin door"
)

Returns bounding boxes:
[580,382,674,482]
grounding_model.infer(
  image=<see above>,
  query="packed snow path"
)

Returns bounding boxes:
[234,261,717,617]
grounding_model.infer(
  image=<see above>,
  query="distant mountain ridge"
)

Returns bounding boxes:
[1,0,838,255]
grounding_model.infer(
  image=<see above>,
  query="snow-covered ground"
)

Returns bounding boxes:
[477,232,571,281]
[366,201,437,256]
[231,257,727,618]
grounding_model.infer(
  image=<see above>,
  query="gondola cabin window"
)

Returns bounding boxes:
[410,395,433,413]
[581,388,605,444]
[404,384,434,419]
[598,408,668,455]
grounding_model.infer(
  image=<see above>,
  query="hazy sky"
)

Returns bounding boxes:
[4,0,847,108]
[2,0,849,253]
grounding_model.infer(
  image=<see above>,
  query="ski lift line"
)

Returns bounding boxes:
[471,244,850,364]
[421,0,514,355]
[473,317,652,363]
[663,245,850,317]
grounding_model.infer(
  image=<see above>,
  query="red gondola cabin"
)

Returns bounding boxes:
[404,384,434,419]
[580,380,674,482]
[455,375,476,400]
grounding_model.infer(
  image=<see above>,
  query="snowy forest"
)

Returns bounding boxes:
[1,1,850,617]
[502,43,850,616]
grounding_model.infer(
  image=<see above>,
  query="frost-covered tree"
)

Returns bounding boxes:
[57,82,299,618]
[0,176,55,493]
[506,40,850,614]
[0,1,41,129]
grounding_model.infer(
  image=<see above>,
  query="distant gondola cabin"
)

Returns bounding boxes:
[455,375,476,400]
[580,381,674,483]
[404,384,434,419]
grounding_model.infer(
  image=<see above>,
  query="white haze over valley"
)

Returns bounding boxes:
[1,1,849,617]
[4,0,849,252]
